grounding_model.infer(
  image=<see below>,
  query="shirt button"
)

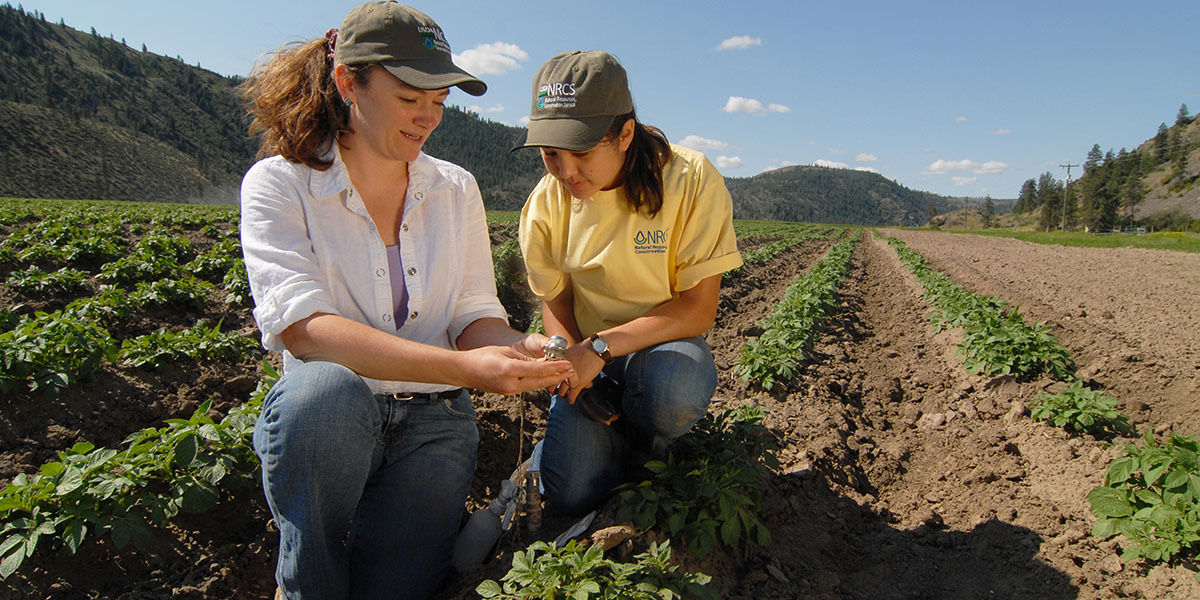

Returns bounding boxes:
[407,267,416,275]
[382,314,392,322]
[414,192,423,200]
[376,268,385,277]
[409,311,418,320]
[401,223,409,232]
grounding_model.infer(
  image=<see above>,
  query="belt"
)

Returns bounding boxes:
[387,388,464,402]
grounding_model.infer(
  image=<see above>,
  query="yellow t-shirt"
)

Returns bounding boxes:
[519,144,743,337]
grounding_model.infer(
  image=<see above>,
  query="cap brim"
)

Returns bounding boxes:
[381,60,487,96]
[510,115,615,152]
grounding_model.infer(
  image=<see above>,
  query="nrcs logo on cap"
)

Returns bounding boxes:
[415,25,450,53]
[536,82,577,110]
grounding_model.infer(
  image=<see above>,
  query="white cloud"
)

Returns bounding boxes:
[814,159,850,169]
[855,153,877,162]
[975,161,1008,174]
[952,176,977,186]
[465,104,505,115]
[715,35,762,51]
[517,115,530,126]
[992,129,1013,135]
[926,159,976,174]
[721,96,789,115]
[715,156,743,169]
[925,159,1009,175]
[722,96,765,114]
[678,135,729,150]
[454,42,528,76]
[955,116,969,123]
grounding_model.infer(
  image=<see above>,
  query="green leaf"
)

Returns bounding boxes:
[63,520,86,555]
[172,434,198,470]
[1087,486,1133,518]
[0,545,23,579]
[476,580,502,597]
[720,515,742,546]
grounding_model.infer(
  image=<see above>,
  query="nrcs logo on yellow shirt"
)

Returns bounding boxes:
[633,228,669,255]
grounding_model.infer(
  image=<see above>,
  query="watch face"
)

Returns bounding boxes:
[591,336,608,354]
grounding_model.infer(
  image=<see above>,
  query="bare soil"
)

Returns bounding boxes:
[4,229,1199,599]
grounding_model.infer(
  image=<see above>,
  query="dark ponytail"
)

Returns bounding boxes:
[607,110,672,218]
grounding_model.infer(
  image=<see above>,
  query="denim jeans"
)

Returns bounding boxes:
[254,361,479,600]
[535,336,717,515]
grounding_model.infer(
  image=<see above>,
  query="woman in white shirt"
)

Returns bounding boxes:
[239,3,575,598]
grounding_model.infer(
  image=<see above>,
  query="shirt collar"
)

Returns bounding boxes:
[307,145,446,205]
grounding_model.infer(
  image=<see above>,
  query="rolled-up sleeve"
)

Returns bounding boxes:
[446,172,507,346]
[240,160,339,352]
[518,178,568,302]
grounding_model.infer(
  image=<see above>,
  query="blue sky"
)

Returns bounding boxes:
[19,0,1200,199]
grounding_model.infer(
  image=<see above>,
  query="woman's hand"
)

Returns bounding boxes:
[459,343,576,396]
[557,340,607,403]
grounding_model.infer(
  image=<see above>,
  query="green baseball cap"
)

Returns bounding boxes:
[512,50,634,151]
[334,1,486,96]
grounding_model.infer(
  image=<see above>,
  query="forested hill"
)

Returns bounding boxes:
[0,4,251,203]
[0,5,545,207]
[725,165,943,226]
[0,4,967,223]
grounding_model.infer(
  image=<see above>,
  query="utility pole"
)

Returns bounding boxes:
[1060,162,1078,231]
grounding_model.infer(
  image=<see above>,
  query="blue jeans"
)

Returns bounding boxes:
[253,361,479,600]
[536,336,717,515]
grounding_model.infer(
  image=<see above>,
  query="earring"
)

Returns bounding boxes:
[344,98,353,107]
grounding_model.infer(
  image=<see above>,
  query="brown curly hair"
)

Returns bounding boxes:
[241,37,370,170]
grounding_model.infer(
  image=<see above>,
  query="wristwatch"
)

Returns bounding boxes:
[586,333,613,364]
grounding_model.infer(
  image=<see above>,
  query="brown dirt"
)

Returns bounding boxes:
[4,229,1199,599]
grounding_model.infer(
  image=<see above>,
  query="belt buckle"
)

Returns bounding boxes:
[391,392,418,401]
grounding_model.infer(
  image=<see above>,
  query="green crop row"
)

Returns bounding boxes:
[880,236,1199,576]
[0,284,259,399]
[0,362,279,579]
[736,235,858,390]
[886,237,1077,383]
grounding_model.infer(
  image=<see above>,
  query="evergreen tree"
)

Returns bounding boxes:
[1037,172,1062,231]
[983,196,995,228]
[1155,123,1169,163]
[1015,178,1037,213]
[1084,144,1103,173]
[1178,104,1191,127]
[1061,185,1079,230]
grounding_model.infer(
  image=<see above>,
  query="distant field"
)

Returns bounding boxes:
[906,227,1200,253]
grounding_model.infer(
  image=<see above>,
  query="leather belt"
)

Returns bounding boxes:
[388,389,464,402]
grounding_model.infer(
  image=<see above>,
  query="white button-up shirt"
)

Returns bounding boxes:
[240,148,507,394]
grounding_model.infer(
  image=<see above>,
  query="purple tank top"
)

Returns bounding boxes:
[386,245,409,328]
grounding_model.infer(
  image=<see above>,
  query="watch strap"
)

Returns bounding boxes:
[587,333,614,363]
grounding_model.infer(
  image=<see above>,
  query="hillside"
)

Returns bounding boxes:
[725,165,947,226]
[1131,116,1200,220]
[0,5,547,207]
[0,5,250,203]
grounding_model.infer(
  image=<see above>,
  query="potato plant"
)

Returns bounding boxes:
[1031,380,1132,436]
[1088,432,1200,580]
[615,405,779,559]
[477,540,718,600]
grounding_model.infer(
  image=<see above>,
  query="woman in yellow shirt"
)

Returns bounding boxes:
[515,50,743,515]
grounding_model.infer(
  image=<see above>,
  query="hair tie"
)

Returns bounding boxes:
[325,28,338,62]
